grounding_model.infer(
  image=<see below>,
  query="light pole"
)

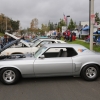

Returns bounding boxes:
[89,0,94,51]
[66,15,70,29]
[89,0,91,35]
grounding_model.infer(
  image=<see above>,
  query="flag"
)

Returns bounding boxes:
[63,14,67,23]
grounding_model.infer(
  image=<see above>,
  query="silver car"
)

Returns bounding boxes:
[0,43,100,85]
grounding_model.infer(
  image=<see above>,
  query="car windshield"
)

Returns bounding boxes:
[31,38,39,43]
[34,46,47,58]
[31,39,41,47]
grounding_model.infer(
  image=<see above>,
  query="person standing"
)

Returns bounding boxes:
[66,29,71,41]
[57,32,61,40]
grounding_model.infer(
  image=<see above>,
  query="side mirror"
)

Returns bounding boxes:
[39,55,45,59]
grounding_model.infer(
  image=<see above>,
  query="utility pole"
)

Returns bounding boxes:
[89,0,91,35]
[90,0,94,51]
[6,16,7,32]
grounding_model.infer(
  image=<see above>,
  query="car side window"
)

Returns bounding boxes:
[66,48,78,57]
[43,47,67,58]
[42,47,78,58]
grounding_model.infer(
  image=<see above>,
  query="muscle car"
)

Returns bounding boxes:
[0,43,100,85]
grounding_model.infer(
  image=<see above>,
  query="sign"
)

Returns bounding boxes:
[91,14,95,24]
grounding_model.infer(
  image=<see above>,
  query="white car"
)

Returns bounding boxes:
[1,32,66,56]
[28,37,50,46]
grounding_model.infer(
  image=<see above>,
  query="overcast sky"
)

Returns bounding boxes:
[0,0,100,29]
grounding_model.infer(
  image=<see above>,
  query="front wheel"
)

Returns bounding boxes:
[0,68,21,85]
[81,64,99,81]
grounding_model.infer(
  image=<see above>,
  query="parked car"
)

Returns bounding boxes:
[0,39,26,59]
[0,43,100,85]
[1,32,66,56]
[28,36,50,46]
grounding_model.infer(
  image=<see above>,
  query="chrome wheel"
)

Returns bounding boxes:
[81,64,99,81]
[3,70,16,83]
[0,68,21,85]
[86,67,97,78]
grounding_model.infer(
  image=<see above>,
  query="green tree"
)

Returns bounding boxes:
[40,24,49,35]
[0,13,20,33]
[10,20,19,32]
[95,12,100,24]
[68,19,76,30]
[48,21,54,30]
[57,19,66,32]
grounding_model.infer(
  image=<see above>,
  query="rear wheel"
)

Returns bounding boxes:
[0,68,21,85]
[81,64,99,81]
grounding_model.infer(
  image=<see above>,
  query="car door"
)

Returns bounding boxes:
[34,56,73,76]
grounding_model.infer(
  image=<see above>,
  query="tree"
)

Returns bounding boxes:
[30,18,38,34]
[0,13,20,33]
[40,24,49,35]
[47,19,66,32]
[68,19,76,30]
[48,21,54,30]
[57,19,66,32]
[10,20,20,32]
[95,12,100,24]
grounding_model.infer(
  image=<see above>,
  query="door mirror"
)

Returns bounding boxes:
[39,55,45,59]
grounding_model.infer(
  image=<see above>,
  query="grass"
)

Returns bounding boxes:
[67,39,100,52]
[0,33,4,36]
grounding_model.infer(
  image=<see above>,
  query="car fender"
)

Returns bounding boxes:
[0,65,21,74]
[81,62,100,70]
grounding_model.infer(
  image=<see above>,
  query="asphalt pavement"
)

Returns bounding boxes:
[0,76,100,100]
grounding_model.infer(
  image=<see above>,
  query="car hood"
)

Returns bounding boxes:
[0,39,21,53]
[5,32,30,47]
[0,56,35,63]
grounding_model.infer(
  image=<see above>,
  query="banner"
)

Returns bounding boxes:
[91,14,95,24]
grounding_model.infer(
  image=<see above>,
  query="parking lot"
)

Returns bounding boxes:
[0,76,100,100]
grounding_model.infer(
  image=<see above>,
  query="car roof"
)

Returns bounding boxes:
[39,39,66,43]
[37,36,49,39]
[43,43,85,48]
[39,38,56,41]
[43,43,94,55]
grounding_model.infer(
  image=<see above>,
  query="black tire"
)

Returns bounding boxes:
[81,64,99,81]
[0,68,21,85]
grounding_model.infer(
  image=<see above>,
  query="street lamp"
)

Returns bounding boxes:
[66,15,70,29]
